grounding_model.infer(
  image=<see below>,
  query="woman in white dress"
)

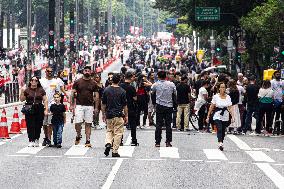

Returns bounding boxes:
[206,82,235,151]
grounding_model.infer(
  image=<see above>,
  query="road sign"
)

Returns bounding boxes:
[238,40,246,53]
[195,7,220,21]
[165,18,178,25]
[31,31,36,38]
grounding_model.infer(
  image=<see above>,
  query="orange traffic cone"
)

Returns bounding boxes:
[9,107,22,134]
[0,109,10,139]
[20,114,27,130]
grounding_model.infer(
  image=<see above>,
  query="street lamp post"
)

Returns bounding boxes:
[142,0,145,36]
[122,0,125,37]
[108,0,112,39]
[0,3,3,48]
[27,0,32,64]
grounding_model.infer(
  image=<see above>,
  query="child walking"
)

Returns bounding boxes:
[50,92,66,148]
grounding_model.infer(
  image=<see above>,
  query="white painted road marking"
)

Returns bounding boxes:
[64,145,90,156]
[8,154,30,157]
[101,158,124,189]
[137,159,166,161]
[227,135,252,150]
[35,155,62,158]
[17,145,45,154]
[255,163,284,189]
[0,142,5,146]
[228,135,284,188]
[159,147,180,159]
[180,159,203,162]
[118,135,135,157]
[101,134,134,189]
[118,146,135,157]
[203,149,228,160]
[246,151,275,163]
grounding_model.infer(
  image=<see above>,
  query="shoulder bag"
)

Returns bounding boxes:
[21,90,36,115]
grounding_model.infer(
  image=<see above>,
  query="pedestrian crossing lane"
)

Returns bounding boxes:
[64,145,90,156]
[159,147,180,158]
[17,145,46,154]
[203,149,228,160]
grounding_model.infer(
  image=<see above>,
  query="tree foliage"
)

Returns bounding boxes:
[0,0,163,39]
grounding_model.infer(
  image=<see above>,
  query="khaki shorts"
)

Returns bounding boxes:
[75,105,94,124]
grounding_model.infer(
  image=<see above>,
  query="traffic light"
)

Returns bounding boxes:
[236,52,241,63]
[104,11,108,33]
[95,31,99,45]
[216,47,221,52]
[112,16,115,27]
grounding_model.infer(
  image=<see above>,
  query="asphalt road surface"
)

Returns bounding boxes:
[0,121,284,189]
[0,51,284,189]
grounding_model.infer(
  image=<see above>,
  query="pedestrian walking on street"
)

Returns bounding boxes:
[120,71,138,146]
[271,70,284,134]
[40,66,68,146]
[242,76,260,135]
[206,82,234,151]
[20,76,48,147]
[194,80,210,131]
[227,80,240,133]
[102,73,128,157]
[70,65,100,147]
[258,80,274,135]
[50,92,66,148]
[176,75,191,131]
[151,70,177,147]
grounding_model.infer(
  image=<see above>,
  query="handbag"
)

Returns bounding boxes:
[21,91,36,115]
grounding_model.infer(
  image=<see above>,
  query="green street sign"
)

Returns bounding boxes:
[195,7,220,21]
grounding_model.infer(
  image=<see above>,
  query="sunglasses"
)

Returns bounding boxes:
[46,70,53,73]
[31,79,38,82]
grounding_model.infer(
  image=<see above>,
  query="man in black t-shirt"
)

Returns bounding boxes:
[102,73,128,157]
[243,76,260,134]
[119,71,138,146]
[176,75,191,131]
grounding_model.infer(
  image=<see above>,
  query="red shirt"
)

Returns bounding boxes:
[0,78,5,87]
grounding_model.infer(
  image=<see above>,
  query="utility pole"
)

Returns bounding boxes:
[27,0,32,63]
[150,13,153,38]
[227,30,234,72]
[69,1,75,81]
[133,0,135,33]
[0,3,3,48]
[75,0,79,47]
[12,0,15,49]
[208,30,215,66]
[79,0,84,51]
[157,9,160,33]
[48,0,55,65]
[87,0,91,42]
[122,0,125,37]
[108,0,112,39]
[142,0,145,36]
[59,0,65,70]
[7,11,11,49]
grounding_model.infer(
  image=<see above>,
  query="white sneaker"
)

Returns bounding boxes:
[28,142,34,147]
[249,132,259,136]
[34,139,39,147]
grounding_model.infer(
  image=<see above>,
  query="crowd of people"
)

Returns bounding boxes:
[17,39,284,157]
